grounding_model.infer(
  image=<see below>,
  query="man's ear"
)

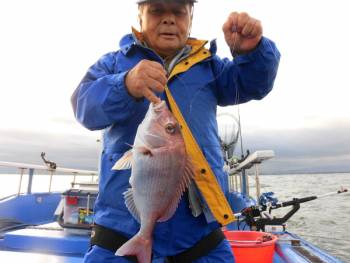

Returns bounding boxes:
[188,21,192,37]
[138,15,142,31]
[188,17,193,36]
[138,5,144,31]
[188,6,194,36]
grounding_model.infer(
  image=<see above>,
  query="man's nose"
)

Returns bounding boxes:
[161,14,175,25]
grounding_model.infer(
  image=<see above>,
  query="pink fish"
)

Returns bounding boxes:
[112,101,194,263]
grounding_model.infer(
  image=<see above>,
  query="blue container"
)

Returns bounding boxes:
[59,189,97,229]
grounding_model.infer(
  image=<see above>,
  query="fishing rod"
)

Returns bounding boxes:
[263,186,348,210]
[234,187,348,231]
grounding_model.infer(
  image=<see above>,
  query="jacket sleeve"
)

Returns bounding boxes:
[211,37,281,106]
[71,52,143,130]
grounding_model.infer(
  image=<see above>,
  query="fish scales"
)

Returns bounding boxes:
[132,154,183,221]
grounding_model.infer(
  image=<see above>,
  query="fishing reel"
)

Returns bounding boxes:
[240,192,286,232]
[239,193,294,232]
[238,192,307,232]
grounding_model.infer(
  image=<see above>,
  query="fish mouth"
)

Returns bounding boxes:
[152,101,166,113]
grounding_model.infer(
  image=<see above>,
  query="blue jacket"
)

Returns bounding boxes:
[71,32,280,257]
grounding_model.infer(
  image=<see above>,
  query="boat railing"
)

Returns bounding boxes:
[226,150,275,200]
[217,113,274,200]
[0,161,98,196]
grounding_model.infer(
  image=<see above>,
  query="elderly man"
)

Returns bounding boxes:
[72,0,280,262]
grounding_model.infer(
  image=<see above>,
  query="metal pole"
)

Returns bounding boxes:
[255,164,261,200]
[229,175,234,192]
[246,172,250,196]
[234,173,238,192]
[87,194,90,216]
[73,173,77,185]
[27,168,34,194]
[241,169,247,196]
[48,170,54,192]
[231,175,235,192]
[17,168,24,195]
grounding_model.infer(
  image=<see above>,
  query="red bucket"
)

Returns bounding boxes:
[224,231,277,263]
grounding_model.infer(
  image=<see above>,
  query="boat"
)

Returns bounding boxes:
[0,114,347,262]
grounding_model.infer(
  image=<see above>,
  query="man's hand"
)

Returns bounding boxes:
[222,12,263,55]
[125,60,167,104]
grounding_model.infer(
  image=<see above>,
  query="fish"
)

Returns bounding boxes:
[112,101,194,263]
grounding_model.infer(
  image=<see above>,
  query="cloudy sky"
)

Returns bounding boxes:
[0,0,349,174]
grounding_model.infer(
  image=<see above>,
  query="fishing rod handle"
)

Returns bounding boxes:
[280,196,317,207]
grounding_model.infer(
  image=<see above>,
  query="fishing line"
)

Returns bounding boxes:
[171,22,245,152]
[231,24,238,56]
[231,26,245,158]
[171,60,241,151]
[172,22,240,99]
[237,105,244,159]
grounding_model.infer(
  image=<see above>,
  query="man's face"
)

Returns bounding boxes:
[139,2,192,58]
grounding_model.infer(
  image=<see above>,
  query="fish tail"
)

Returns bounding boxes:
[115,233,152,263]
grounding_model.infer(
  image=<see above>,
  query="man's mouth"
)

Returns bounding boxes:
[160,32,177,38]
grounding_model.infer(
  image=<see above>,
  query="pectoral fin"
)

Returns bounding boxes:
[188,181,203,217]
[123,188,141,223]
[112,149,133,170]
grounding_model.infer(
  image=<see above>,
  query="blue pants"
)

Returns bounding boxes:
[84,239,235,263]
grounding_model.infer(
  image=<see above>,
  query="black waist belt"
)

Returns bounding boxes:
[91,224,224,263]
[165,228,225,263]
[90,224,138,263]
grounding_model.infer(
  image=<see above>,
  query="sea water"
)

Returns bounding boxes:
[258,173,350,262]
[0,172,349,262]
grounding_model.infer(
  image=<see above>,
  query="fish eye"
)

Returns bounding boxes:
[165,123,176,134]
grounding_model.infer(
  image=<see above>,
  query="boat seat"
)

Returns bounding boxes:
[0,218,29,237]
[0,250,83,262]
[1,225,90,255]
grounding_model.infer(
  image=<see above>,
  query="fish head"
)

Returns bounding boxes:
[139,101,183,149]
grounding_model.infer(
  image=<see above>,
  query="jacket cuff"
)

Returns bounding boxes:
[112,71,143,113]
[233,37,279,66]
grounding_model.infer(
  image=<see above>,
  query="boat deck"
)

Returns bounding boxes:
[0,223,342,262]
